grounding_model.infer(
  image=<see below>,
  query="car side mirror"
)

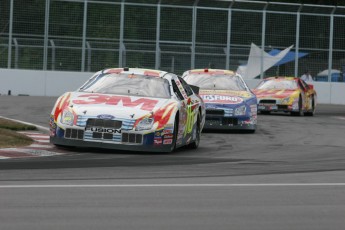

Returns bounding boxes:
[189,84,199,95]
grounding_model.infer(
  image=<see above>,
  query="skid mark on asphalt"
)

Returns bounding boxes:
[0,132,66,159]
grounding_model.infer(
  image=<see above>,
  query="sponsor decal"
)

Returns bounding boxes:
[155,131,162,137]
[97,114,115,120]
[200,94,243,104]
[200,90,251,98]
[163,139,173,145]
[85,127,121,134]
[250,104,258,113]
[175,80,188,99]
[73,94,159,111]
[164,134,174,139]
[154,137,162,145]
[184,99,195,136]
[162,129,172,135]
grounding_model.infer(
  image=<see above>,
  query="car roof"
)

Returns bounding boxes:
[185,68,236,76]
[265,76,298,81]
[102,68,170,78]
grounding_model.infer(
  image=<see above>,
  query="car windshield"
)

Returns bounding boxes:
[256,79,298,90]
[183,74,247,91]
[79,73,171,98]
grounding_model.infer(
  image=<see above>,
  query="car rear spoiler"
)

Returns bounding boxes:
[189,84,200,94]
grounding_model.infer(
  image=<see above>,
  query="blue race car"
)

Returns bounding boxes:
[182,69,257,132]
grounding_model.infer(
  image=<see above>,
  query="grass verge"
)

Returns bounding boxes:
[0,118,37,148]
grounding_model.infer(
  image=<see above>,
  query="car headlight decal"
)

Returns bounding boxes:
[281,97,291,104]
[135,117,154,131]
[234,105,246,116]
[61,110,74,126]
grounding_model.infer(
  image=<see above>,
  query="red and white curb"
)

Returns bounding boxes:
[0,131,66,159]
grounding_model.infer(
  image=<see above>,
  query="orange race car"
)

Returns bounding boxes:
[252,77,317,116]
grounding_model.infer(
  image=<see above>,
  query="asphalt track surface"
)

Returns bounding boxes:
[0,96,345,230]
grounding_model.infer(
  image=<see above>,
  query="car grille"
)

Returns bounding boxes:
[277,105,288,109]
[86,118,122,129]
[122,133,143,144]
[76,115,135,130]
[259,99,276,104]
[206,109,225,115]
[84,118,123,142]
[65,128,84,139]
[206,117,238,126]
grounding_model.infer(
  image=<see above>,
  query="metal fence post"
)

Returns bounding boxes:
[86,41,91,72]
[155,0,161,70]
[328,6,336,82]
[7,0,14,69]
[191,0,199,69]
[118,0,125,67]
[50,39,55,70]
[260,3,268,79]
[13,38,18,69]
[43,0,50,71]
[294,4,302,77]
[81,0,88,72]
[225,2,234,70]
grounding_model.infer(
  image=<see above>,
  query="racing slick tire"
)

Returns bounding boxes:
[291,96,303,116]
[304,96,315,116]
[169,115,178,152]
[188,114,201,149]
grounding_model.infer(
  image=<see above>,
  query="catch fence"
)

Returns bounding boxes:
[1,0,345,81]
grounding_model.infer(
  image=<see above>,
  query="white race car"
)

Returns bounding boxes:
[50,68,205,152]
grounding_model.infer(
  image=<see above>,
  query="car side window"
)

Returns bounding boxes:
[178,77,193,97]
[171,80,184,100]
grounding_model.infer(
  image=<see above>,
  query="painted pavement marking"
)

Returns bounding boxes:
[0,132,66,159]
[1,183,345,189]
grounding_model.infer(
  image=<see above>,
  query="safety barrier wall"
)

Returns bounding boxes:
[1,69,344,105]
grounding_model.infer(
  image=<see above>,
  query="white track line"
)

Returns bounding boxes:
[1,183,345,189]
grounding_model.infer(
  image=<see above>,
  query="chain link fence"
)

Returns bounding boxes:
[1,0,345,81]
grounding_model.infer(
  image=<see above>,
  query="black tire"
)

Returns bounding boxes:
[291,96,303,116]
[304,96,315,116]
[169,116,178,152]
[188,114,201,149]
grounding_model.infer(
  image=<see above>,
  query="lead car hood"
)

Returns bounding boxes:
[54,92,172,120]
[253,89,298,99]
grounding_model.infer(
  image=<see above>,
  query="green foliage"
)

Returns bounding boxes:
[0,118,37,131]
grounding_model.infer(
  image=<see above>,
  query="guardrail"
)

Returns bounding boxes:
[0,69,344,105]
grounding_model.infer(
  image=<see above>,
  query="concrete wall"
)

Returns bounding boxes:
[1,68,345,105]
[0,69,91,97]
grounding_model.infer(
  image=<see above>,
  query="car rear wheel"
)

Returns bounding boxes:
[291,96,303,116]
[169,116,178,152]
[188,114,201,149]
[304,96,315,116]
